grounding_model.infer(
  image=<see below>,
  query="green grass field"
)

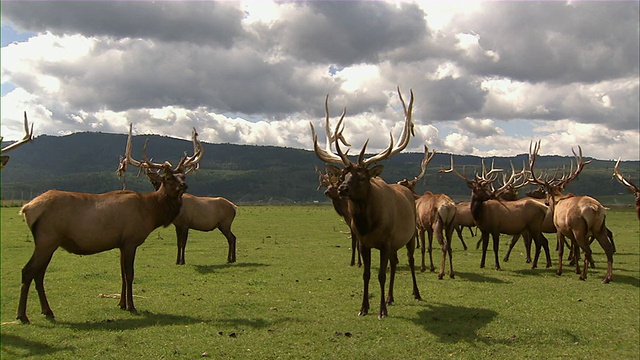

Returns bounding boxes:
[1,205,638,359]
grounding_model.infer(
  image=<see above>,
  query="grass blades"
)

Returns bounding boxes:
[1,205,638,359]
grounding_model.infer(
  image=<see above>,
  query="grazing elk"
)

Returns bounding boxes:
[613,158,640,220]
[1,111,34,169]
[398,146,456,279]
[316,168,361,267]
[144,166,238,265]
[16,125,202,323]
[528,141,614,283]
[441,158,551,270]
[311,87,421,318]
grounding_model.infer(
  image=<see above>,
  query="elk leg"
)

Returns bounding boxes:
[353,231,362,267]
[504,234,520,263]
[359,246,371,317]
[445,225,455,279]
[17,245,57,324]
[406,236,421,300]
[593,229,614,284]
[33,255,55,319]
[435,222,446,280]
[220,227,237,263]
[418,228,427,272]
[455,226,468,250]
[119,246,138,314]
[556,233,565,276]
[386,252,399,306]
[480,232,489,268]
[492,233,501,270]
[524,232,533,264]
[377,248,390,319]
[427,229,436,273]
[175,226,189,265]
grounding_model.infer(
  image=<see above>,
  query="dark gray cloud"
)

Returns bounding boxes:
[448,2,640,84]
[1,1,245,47]
[273,1,428,66]
[1,1,638,160]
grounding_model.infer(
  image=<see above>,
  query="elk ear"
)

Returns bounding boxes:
[369,164,384,178]
[325,164,342,176]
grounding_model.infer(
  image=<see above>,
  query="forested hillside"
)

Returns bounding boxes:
[1,132,638,205]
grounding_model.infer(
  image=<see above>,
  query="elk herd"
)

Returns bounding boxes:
[2,89,638,323]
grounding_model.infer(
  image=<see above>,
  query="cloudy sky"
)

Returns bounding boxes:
[1,1,638,160]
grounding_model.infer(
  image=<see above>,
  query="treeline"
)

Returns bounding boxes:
[1,132,638,205]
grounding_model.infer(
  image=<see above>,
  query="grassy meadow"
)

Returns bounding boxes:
[1,205,638,359]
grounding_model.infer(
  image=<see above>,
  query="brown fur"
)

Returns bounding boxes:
[173,194,238,265]
[335,168,421,318]
[17,171,187,324]
[414,192,456,279]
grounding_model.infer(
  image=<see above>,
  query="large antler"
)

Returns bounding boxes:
[613,157,639,194]
[1,112,34,169]
[528,140,591,194]
[311,87,414,168]
[356,87,415,167]
[440,155,502,188]
[117,124,203,180]
[399,145,435,190]
[1,111,34,154]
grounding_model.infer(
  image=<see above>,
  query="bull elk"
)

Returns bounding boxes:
[441,158,551,270]
[397,146,456,279]
[316,167,361,267]
[528,141,614,283]
[143,161,238,265]
[311,87,421,318]
[16,124,202,323]
[1,111,34,169]
[613,158,640,220]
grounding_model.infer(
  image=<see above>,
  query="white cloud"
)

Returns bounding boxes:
[0,1,637,161]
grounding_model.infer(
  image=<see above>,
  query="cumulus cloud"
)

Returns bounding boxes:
[1,1,637,160]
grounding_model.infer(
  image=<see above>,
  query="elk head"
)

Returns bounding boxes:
[1,112,34,169]
[311,87,415,201]
[440,156,505,202]
[117,124,203,197]
[397,145,436,194]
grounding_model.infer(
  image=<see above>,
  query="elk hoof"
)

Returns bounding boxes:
[449,273,455,279]
[546,262,552,268]
[429,266,436,272]
[602,278,611,284]
[556,270,563,276]
[42,309,55,319]
[437,273,444,280]
[579,275,587,281]
[358,310,368,317]
[17,315,30,324]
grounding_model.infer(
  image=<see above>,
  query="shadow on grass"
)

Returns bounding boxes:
[510,268,558,276]
[193,262,269,274]
[55,311,205,331]
[1,333,75,357]
[454,271,509,283]
[408,302,502,344]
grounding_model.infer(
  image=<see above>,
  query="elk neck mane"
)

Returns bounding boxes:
[144,187,184,228]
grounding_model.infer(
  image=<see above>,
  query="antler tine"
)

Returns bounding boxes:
[440,155,473,185]
[360,87,414,167]
[415,145,436,183]
[613,157,639,191]
[527,140,548,188]
[179,127,204,175]
[1,111,35,154]
[311,122,348,166]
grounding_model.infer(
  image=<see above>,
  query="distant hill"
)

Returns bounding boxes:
[1,132,638,205]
